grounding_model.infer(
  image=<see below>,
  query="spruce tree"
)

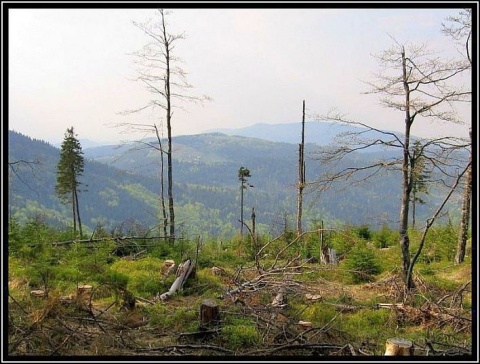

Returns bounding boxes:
[55,127,85,237]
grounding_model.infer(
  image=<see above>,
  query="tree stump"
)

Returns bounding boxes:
[384,338,414,355]
[298,320,313,329]
[30,290,46,298]
[200,299,219,329]
[164,259,175,268]
[77,284,93,301]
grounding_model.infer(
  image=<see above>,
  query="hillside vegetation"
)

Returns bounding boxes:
[7,127,471,358]
[8,129,456,240]
[7,221,472,357]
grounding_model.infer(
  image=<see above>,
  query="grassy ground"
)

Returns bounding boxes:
[6,226,473,358]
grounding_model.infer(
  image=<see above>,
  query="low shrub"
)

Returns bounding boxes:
[343,243,382,283]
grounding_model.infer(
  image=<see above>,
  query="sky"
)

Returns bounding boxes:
[7,4,472,145]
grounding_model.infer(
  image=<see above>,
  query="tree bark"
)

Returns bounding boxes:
[74,188,82,237]
[455,129,472,264]
[164,12,176,244]
[400,47,414,289]
[297,100,306,237]
[72,189,77,236]
[154,124,168,238]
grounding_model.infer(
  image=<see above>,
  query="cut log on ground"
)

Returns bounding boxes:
[376,303,404,309]
[384,338,414,355]
[200,299,220,329]
[159,259,195,301]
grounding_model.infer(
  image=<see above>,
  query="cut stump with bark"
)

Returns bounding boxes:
[200,299,220,329]
[384,338,414,355]
[77,285,93,301]
[30,290,46,298]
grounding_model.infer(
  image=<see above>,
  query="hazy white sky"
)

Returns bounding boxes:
[7,5,472,145]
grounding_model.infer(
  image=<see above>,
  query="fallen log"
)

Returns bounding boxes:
[159,259,195,301]
[376,303,404,309]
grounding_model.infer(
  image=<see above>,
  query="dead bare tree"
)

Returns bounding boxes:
[297,100,306,237]
[455,128,472,264]
[116,9,210,243]
[312,37,470,290]
[441,9,472,265]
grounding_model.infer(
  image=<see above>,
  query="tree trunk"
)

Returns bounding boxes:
[163,11,175,244]
[412,188,416,229]
[296,100,306,237]
[240,180,244,237]
[74,188,82,237]
[71,189,77,237]
[455,129,472,264]
[400,47,414,290]
[154,124,168,238]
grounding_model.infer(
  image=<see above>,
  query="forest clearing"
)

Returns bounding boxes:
[7,223,472,359]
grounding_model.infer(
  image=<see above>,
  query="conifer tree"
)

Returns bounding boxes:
[410,140,431,229]
[55,127,84,237]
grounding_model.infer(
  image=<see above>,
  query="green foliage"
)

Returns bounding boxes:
[143,304,198,332]
[338,309,392,344]
[55,127,84,200]
[55,127,85,237]
[222,317,260,351]
[187,268,224,297]
[355,225,372,241]
[372,224,398,248]
[343,242,382,283]
[408,223,458,264]
[6,216,471,356]
[328,230,356,257]
[98,268,130,291]
[109,257,166,297]
[297,302,338,326]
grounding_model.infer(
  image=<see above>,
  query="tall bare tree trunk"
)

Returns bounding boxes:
[297,100,306,237]
[400,47,414,289]
[162,12,175,244]
[455,128,472,264]
[154,125,168,238]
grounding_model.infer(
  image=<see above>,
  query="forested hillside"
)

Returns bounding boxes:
[8,129,449,238]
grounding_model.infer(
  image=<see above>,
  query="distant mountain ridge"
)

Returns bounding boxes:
[208,121,399,146]
[8,128,457,239]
